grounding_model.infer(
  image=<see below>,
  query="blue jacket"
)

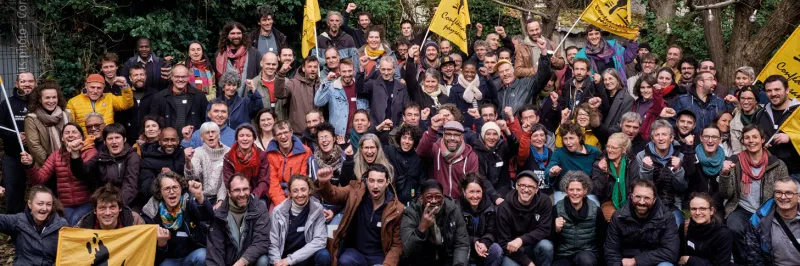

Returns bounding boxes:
[314,78,369,136]
[209,91,263,130]
[746,198,778,266]
[671,88,733,134]
[575,39,638,87]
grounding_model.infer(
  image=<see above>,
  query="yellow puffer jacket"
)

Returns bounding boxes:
[66,87,134,134]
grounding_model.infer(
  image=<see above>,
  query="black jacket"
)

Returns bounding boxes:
[72,145,141,206]
[0,88,28,157]
[681,221,734,266]
[559,77,609,115]
[121,54,170,91]
[472,132,519,201]
[460,195,497,249]
[341,11,367,48]
[137,86,159,128]
[591,155,641,204]
[356,69,410,126]
[105,82,140,144]
[447,77,499,129]
[404,58,450,111]
[136,143,186,208]
[206,197,270,266]
[316,31,356,51]
[248,28,289,55]
[142,194,214,264]
[755,103,800,174]
[384,145,426,204]
[496,190,553,266]
[149,85,210,130]
[605,199,680,266]
[401,197,470,266]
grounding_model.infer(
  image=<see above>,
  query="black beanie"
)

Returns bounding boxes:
[420,179,444,195]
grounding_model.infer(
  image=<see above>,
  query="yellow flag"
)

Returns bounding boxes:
[56,225,158,266]
[756,25,800,100]
[428,0,471,55]
[301,0,321,58]
[778,108,800,155]
[580,0,639,40]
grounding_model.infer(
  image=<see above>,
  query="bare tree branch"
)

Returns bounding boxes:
[690,0,739,11]
[486,0,550,20]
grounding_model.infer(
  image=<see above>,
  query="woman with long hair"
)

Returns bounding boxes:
[24,80,73,166]
[631,75,665,141]
[254,109,277,151]
[601,68,635,132]
[353,133,394,182]
[654,67,681,105]
[0,186,66,265]
[459,173,503,266]
[133,114,165,156]
[184,41,217,100]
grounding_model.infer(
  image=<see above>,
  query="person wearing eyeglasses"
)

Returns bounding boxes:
[669,71,733,135]
[728,86,762,154]
[149,64,211,143]
[605,179,680,266]
[676,57,698,91]
[718,124,788,265]
[401,179,470,266]
[745,177,800,266]
[496,170,554,266]
[679,192,733,266]
[686,125,726,219]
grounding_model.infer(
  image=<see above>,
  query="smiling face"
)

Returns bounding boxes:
[290,178,310,206]
[361,139,378,164]
[464,182,483,208]
[566,48,578,65]
[689,197,714,225]
[340,63,354,85]
[575,109,590,128]
[85,82,104,101]
[742,128,765,154]
[483,129,500,149]
[531,129,546,149]
[526,21,542,40]
[85,116,105,139]
[567,181,586,206]
[632,185,655,218]
[105,133,126,156]
[425,46,438,62]
[498,63,514,84]
[423,75,439,93]
[62,124,83,144]
[587,30,602,46]
[223,84,237,98]
[701,127,721,154]
[652,127,674,151]
[305,112,323,133]
[716,113,732,133]
[159,177,182,209]
[189,43,204,61]
[228,27,244,47]
[275,125,293,150]
[352,113,370,133]
[516,176,538,205]
[657,71,673,89]
[666,48,681,67]
[422,187,444,210]
[259,15,274,32]
[159,129,179,154]
[237,128,255,150]
[774,180,799,214]
[15,73,36,94]
[317,130,334,153]
[765,80,788,108]
[400,132,415,152]
[259,112,275,134]
[367,31,381,50]
[40,88,59,112]
[677,115,695,136]
[403,107,420,126]
[101,61,118,80]
[475,46,487,60]
[680,63,696,81]
[573,61,588,82]
[443,129,463,152]
[137,39,152,60]
[94,200,120,229]
[325,49,340,69]
[280,48,295,65]
[606,142,624,161]
[367,171,389,200]
[738,90,757,113]
[171,66,190,91]
[441,64,455,79]
[262,53,279,77]
[208,103,229,128]
[229,177,251,208]
[735,72,752,89]
[143,120,161,140]
[486,34,499,50]
[27,192,53,224]
[129,68,146,89]
[639,81,654,100]
[603,73,619,91]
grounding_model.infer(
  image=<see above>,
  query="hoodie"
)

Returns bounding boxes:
[416,127,480,200]
[754,98,800,174]
[496,190,553,266]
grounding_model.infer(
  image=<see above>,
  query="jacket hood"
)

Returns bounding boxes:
[266,135,309,156]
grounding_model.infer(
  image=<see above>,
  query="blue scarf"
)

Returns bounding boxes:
[349,128,363,153]
[530,145,549,169]
[696,145,725,176]
[647,142,674,165]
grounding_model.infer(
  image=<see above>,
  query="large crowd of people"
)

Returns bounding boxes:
[0,3,799,266]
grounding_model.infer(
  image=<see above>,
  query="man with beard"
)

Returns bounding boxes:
[320,47,341,80]
[677,57,698,91]
[315,59,368,136]
[416,116,479,200]
[439,40,454,57]
[215,22,261,95]
[755,75,800,177]
[401,179,470,266]
[342,3,371,48]
[317,11,356,51]
[100,52,139,144]
[699,60,729,98]
[670,71,732,134]
[481,52,501,89]
[76,184,146,229]
[745,177,800,265]
[626,53,658,97]
[420,42,441,74]
[663,45,682,76]
[67,73,134,135]
[317,164,404,266]
[673,110,698,148]
[279,47,298,82]
[149,65,209,139]
[393,38,411,71]
[136,127,186,211]
[551,58,608,120]
[618,112,647,157]
[494,41,552,115]
[121,37,170,90]
[387,103,424,147]
[479,104,498,123]
[357,56,409,126]
[130,65,158,125]
[514,18,565,78]
[0,72,34,213]
[509,105,557,151]
[400,20,424,46]
[604,179,680,266]
[207,174,270,266]
[249,6,288,57]
[275,56,321,133]
[496,170,554,266]
[439,56,458,90]
[182,99,235,148]
[267,121,312,206]
[302,109,325,152]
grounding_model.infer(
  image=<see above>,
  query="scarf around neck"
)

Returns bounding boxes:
[365,45,386,60]
[530,145,549,169]
[440,138,465,163]
[458,74,482,103]
[228,197,248,228]
[585,40,615,63]
[647,142,674,166]
[159,194,187,231]
[349,129,364,153]
[228,142,261,178]
[35,107,67,151]
[564,197,589,220]
[190,59,215,96]
[215,45,248,76]
[696,145,725,176]
[610,157,628,209]
[314,144,344,170]
[425,85,444,107]
[739,149,769,195]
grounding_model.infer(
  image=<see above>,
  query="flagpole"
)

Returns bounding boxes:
[421,28,431,46]
[314,25,321,75]
[0,76,25,151]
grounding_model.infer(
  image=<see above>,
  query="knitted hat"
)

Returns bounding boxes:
[494,59,512,73]
[420,179,444,195]
[639,43,651,52]
[480,122,501,140]
[85,74,105,85]
[422,41,439,53]
[443,121,465,133]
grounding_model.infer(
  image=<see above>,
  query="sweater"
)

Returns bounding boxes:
[185,144,231,201]
[544,145,601,191]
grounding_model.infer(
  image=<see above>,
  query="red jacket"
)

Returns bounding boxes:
[26,148,97,207]
[266,136,312,206]
[223,148,270,200]
[416,127,480,199]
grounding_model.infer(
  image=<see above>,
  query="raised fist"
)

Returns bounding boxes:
[660,108,676,118]
[346,3,357,13]
[467,108,480,119]
[317,167,334,183]
[549,165,562,177]
[421,107,431,120]
[494,26,506,37]
[721,160,735,175]
[598,157,608,173]
[642,156,654,169]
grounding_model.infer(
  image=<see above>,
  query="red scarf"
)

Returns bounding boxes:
[228,142,261,178]
[739,149,768,195]
[659,84,676,97]
[215,45,248,77]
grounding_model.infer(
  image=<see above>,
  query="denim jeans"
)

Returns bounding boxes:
[339,248,385,266]
[64,202,93,226]
[726,207,754,265]
[672,209,684,228]
[500,239,554,266]
[159,248,206,266]
[255,255,270,266]
[294,249,332,266]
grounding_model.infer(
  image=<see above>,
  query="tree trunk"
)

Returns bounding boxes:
[541,0,563,39]
[648,0,677,30]
[717,0,758,87]
[700,5,725,78]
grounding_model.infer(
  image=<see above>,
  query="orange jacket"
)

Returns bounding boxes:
[266,136,312,206]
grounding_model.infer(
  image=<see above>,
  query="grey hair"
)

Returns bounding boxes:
[379,56,397,67]
[449,53,462,60]
[650,119,673,138]
[199,121,220,136]
[619,112,642,126]
[424,68,441,82]
[85,112,105,123]
[219,71,241,87]
[559,170,593,193]
[775,176,800,193]
[601,68,624,90]
[735,66,755,81]
[486,33,499,40]
[327,11,343,21]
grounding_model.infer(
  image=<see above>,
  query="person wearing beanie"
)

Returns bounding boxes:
[267,174,330,266]
[401,179,470,266]
[496,170,554,266]
[421,41,441,72]
[67,73,134,136]
[207,174,271,266]
[472,121,518,205]
[417,115,479,200]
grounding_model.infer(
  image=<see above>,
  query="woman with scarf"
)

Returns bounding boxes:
[448,60,498,128]
[713,112,734,156]
[254,109,277,151]
[516,123,554,195]
[592,133,641,222]
[308,123,354,187]
[21,122,96,225]
[385,124,427,204]
[25,80,73,167]
[553,171,605,266]
[730,86,762,154]
[185,122,232,210]
[185,41,217,100]
[574,25,638,88]
[406,46,450,111]
[680,193,734,266]
[222,124,269,207]
[142,171,213,265]
[133,114,165,156]
[0,186,66,265]
[631,75,666,141]
[718,124,788,264]
[357,27,396,77]
[688,125,727,216]
[459,173,503,266]
[655,67,682,106]
[555,103,608,149]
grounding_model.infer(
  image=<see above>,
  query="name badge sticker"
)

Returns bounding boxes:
[297,227,305,232]
[376,222,381,228]
[495,162,503,167]
[182,100,188,104]
[176,231,189,237]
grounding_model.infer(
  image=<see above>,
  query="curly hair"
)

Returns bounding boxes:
[559,170,593,193]
[395,124,422,150]
[218,22,251,52]
[27,80,67,114]
[151,170,187,201]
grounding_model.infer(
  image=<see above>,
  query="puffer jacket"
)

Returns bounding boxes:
[137,143,186,208]
[460,195,497,256]
[268,197,327,265]
[24,110,73,166]
[718,153,787,217]
[66,87,134,134]
[315,78,370,135]
[671,89,733,135]
[472,131,519,201]
[416,127,480,200]
[401,197,470,266]
[266,136,312,206]
[73,145,140,206]
[274,71,321,133]
[553,198,602,258]
[75,206,145,228]
[223,148,270,200]
[635,144,692,211]
[207,196,270,266]
[604,199,680,266]
[0,211,67,266]
[26,148,97,207]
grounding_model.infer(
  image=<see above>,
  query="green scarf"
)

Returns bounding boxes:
[610,158,627,209]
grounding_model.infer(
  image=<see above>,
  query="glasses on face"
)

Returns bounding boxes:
[690,207,711,213]
[86,124,103,130]
[633,195,654,203]
[444,133,462,139]
[517,183,538,191]
[776,191,798,199]
[701,135,720,140]
[173,75,189,80]
[162,186,181,193]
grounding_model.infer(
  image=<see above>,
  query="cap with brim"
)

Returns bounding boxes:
[676,109,696,121]
[516,170,541,184]
[443,121,465,133]
[439,56,455,69]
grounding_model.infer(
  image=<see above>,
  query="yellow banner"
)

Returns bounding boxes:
[756,25,800,100]
[779,108,800,155]
[580,0,639,40]
[301,0,321,58]
[428,0,471,55]
[56,225,158,266]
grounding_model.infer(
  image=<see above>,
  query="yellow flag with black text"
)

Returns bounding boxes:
[779,108,800,155]
[56,225,158,266]
[428,0,471,55]
[580,0,639,40]
[756,25,800,100]
[301,0,321,58]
